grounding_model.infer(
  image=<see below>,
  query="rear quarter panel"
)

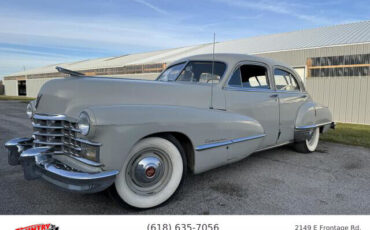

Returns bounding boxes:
[295,101,333,128]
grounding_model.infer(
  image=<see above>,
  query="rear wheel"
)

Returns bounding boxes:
[114,137,186,209]
[294,127,320,153]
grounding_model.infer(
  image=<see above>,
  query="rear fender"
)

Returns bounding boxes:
[295,102,333,141]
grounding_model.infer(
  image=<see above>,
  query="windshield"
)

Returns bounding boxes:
[157,61,227,84]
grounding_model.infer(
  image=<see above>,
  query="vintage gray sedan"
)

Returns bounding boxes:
[5,54,334,208]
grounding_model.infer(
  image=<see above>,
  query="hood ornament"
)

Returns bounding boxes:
[55,66,85,77]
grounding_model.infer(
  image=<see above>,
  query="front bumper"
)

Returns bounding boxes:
[4,137,119,193]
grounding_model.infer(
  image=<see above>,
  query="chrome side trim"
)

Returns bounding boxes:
[295,121,332,130]
[232,134,266,143]
[296,124,316,129]
[224,86,274,93]
[196,134,266,151]
[196,140,233,151]
[275,90,302,94]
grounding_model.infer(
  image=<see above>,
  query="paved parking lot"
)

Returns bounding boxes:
[1,100,370,214]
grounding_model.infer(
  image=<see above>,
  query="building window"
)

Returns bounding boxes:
[308,53,370,77]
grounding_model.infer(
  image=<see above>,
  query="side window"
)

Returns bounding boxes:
[228,69,242,87]
[274,69,300,91]
[157,62,186,81]
[228,65,270,89]
[176,61,226,84]
[158,61,227,83]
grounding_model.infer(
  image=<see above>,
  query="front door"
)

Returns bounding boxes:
[224,62,280,159]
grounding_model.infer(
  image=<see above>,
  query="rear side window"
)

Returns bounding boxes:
[228,65,270,89]
[274,69,300,91]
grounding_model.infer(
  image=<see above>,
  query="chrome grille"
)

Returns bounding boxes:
[32,114,86,156]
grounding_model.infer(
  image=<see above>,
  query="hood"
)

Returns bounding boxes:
[35,77,215,118]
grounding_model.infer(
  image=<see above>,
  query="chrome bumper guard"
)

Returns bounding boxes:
[4,138,119,193]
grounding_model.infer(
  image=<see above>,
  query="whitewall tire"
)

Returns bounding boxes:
[115,137,185,209]
[294,127,320,153]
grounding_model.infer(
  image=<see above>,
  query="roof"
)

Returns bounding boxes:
[172,53,287,67]
[5,20,370,78]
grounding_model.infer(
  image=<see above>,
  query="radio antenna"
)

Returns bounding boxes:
[210,32,216,109]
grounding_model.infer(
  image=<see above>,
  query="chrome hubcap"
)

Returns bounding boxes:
[126,149,172,195]
[133,156,163,186]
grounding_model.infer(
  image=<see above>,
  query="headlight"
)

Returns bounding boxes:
[78,112,90,136]
[26,103,34,118]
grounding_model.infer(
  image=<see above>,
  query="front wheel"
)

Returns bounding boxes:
[114,137,186,209]
[294,127,320,153]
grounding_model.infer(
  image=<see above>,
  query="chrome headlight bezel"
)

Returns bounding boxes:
[78,112,91,136]
[26,102,34,119]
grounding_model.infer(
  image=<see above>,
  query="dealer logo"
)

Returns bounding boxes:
[16,224,59,230]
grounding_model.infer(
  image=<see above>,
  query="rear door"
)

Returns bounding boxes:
[223,61,280,159]
[273,67,309,143]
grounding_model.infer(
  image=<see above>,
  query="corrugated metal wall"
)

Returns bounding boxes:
[256,43,370,67]
[257,43,370,124]
[26,77,56,98]
[306,76,370,124]
[3,80,18,96]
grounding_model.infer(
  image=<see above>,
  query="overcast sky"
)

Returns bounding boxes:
[0,0,369,79]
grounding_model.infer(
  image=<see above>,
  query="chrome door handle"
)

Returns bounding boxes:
[270,94,278,98]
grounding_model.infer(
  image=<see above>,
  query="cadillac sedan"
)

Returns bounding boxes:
[5,54,334,208]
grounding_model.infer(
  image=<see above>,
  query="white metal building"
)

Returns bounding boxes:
[3,20,370,124]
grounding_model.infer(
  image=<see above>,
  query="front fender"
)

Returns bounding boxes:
[86,105,265,173]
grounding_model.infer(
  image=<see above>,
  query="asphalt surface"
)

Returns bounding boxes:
[1,100,370,214]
